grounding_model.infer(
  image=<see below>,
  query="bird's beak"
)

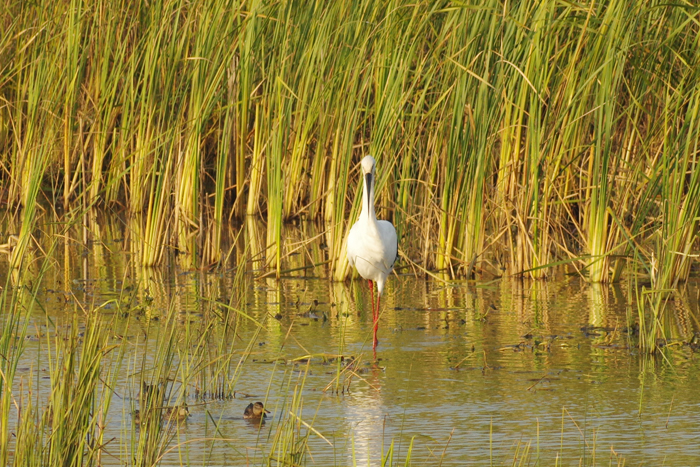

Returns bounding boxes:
[264,408,271,414]
[365,172,373,208]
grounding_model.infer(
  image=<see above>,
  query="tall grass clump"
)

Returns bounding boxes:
[0,282,34,466]
[42,312,124,466]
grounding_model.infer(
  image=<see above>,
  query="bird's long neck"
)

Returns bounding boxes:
[361,172,377,222]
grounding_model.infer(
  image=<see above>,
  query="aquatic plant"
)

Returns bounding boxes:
[0,0,698,288]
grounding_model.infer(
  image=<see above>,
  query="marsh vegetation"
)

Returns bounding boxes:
[1,0,700,464]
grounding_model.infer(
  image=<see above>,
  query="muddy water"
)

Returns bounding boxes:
[5,220,700,465]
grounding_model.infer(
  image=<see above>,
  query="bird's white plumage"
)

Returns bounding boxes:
[346,155,398,296]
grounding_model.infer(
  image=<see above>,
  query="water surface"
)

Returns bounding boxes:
[5,220,700,465]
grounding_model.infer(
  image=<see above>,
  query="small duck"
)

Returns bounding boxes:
[243,402,270,420]
[139,382,165,410]
[163,404,190,422]
[133,405,189,425]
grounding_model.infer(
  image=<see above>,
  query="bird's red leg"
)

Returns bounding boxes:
[368,280,378,350]
[373,294,380,350]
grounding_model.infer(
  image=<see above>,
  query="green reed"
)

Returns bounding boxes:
[0,29,50,460]
[1,0,699,292]
[0,281,32,466]
[43,312,123,466]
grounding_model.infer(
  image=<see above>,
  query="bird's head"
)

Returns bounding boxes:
[254,402,270,417]
[361,155,376,191]
[361,155,376,176]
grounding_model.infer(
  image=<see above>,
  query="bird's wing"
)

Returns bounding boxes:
[377,220,398,272]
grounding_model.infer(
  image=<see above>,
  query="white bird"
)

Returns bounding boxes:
[347,155,398,351]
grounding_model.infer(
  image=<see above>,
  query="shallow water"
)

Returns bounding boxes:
[5,220,700,465]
